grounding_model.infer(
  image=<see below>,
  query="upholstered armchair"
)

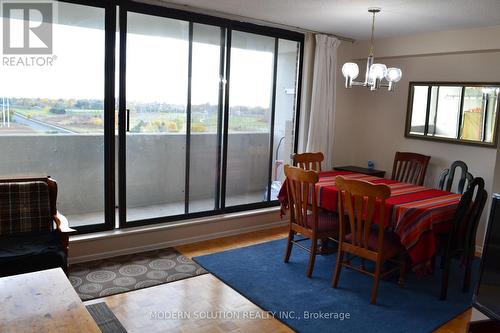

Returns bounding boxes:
[0,177,75,277]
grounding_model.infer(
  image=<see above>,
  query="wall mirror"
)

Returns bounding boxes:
[406,82,500,147]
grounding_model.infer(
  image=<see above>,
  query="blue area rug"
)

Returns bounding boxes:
[193,238,477,333]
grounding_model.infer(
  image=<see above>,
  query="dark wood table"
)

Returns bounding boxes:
[334,165,386,178]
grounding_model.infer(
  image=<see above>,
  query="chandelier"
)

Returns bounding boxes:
[342,8,402,91]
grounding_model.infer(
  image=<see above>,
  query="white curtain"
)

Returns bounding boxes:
[297,33,316,152]
[305,34,341,170]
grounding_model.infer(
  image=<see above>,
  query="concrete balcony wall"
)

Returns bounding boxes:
[0,135,106,215]
[0,132,271,216]
[126,132,271,207]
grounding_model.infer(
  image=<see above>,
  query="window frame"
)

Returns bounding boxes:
[405,81,500,148]
[1,0,118,234]
[2,0,303,234]
[116,1,304,229]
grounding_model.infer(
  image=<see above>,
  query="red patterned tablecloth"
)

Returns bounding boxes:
[278,171,461,274]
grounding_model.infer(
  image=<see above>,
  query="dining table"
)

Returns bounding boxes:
[278,170,462,275]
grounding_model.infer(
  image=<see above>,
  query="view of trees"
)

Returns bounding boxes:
[0,98,271,134]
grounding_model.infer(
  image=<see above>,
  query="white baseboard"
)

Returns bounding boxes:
[69,220,286,264]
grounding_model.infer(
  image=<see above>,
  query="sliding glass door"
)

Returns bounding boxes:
[1,0,302,232]
[224,35,301,206]
[0,0,115,232]
[122,12,189,223]
[223,31,275,207]
[116,3,303,227]
[273,39,301,185]
[188,24,224,213]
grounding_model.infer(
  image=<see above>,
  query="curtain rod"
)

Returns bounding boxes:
[137,0,355,43]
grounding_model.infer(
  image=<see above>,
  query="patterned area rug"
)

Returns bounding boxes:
[69,248,207,300]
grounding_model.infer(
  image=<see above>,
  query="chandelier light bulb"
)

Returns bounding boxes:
[385,68,402,82]
[342,62,359,79]
[369,63,387,80]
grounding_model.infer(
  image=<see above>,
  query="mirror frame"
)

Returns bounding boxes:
[405,81,500,148]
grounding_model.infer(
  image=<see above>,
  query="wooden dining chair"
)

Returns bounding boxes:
[332,176,406,304]
[283,165,339,277]
[292,152,324,172]
[439,177,487,300]
[438,160,474,194]
[391,151,431,185]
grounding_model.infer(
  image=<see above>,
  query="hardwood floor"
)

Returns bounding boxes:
[85,274,291,333]
[86,225,472,333]
[175,226,289,258]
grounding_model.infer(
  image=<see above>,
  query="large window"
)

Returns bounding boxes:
[225,31,275,207]
[406,82,500,147]
[124,12,189,222]
[0,1,112,230]
[0,0,303,232]
[117,3,303,226]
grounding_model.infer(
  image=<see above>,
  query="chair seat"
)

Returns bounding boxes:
[306,213,339,232]
[0,232,67,277]
[346,229,402,259]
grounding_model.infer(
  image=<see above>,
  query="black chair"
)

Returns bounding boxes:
[0,177,75,277]
[440,177,487,300]
[438,160,474,194]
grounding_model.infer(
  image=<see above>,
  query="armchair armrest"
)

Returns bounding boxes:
[53,212,76,234]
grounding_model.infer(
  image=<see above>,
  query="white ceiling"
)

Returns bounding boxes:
[160,0,500,40]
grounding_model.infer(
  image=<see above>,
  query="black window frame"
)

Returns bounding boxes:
[116,1,304,230]
[405,81,500,148]
[28,0,118,234]
[21,0,304,234]
[0,0,307,237]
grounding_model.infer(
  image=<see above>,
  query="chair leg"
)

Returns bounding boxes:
[284,230,295,263]
[463,256,472,293]
[398,252,407,287]
[332,249,344,288]
[306,236,318,278]
[370,258,382,304]
[440,257,451,300]
[440,248,447,270]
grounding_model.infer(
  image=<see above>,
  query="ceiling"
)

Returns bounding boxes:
[160,0,500,40]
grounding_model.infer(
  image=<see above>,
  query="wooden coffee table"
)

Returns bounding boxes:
[0,268,100,333]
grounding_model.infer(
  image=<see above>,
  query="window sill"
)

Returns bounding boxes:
[70,206,281,244]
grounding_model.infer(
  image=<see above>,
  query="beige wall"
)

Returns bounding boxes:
[333,26,500,248]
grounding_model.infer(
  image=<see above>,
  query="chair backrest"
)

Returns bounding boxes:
[391,151,431,185]
[0,177,57,236]
[448,177,487,257]
[438,160,474,194]
[336,176,391,252]
[284,165,319,231]
[292,152,324,172]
